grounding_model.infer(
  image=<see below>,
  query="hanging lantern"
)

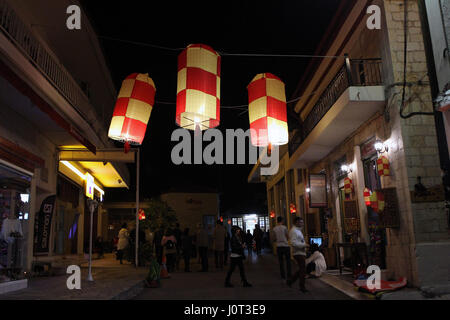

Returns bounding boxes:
[370,191,385,213]
[247,73,288,147]
[138,208,146,221]
[377,156,390,177]
[220,216,224,223]
[364,188,372,206]
[270,211,276,219]
[344,177,353,195]
[289,203,297,214]
[176,44,221,131]
[108,73,156,146]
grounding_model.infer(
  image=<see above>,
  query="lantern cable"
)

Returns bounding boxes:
[98,35,345,59]
[155,90,318,111]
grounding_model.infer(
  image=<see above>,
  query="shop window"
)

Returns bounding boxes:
[0,163,31,282]
[232,217,243,230]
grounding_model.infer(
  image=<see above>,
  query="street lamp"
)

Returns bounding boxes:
[87,198,98,282]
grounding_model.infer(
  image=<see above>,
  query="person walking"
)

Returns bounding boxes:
[181,228,193,272]
[224,230,230,266]
[173,223,182,271]
[213,220,226,269]
[244,230,254,259]
[253,224,264,256]
[272,216,291,280]
[153,227,165,265]
[161,228,177,273]
[225,227,252,288]
[196,223,209,272]
[287,217,309,293]
[117,223,129,264]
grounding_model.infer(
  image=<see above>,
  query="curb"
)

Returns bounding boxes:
[111,280,145,300]
[318,273,370,300]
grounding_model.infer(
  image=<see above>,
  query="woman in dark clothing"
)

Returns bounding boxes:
[181,228,193,272]
[225,227,252,288]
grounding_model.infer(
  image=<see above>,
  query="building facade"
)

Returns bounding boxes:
[249,0,450,294]
[0,0,129,291]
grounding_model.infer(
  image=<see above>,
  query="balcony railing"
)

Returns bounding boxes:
[289,58,383,156]
[0,0,93,123]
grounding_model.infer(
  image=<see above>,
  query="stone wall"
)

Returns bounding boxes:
[382,0,450,290]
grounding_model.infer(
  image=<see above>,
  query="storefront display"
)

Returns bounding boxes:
[0,163,31,283]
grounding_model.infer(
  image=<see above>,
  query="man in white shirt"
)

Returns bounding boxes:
[287,217,309,293]
[271,217,291,280]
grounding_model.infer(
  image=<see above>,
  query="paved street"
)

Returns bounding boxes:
[134,251,351,300]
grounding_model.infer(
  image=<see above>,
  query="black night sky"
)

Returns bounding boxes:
[80,0,343,213]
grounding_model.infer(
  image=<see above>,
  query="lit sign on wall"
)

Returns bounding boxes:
[85,173,94,200]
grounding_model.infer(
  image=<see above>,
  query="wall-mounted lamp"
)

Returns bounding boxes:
[375,140,389,154]
[306,188,311,193]
[341,164,353,173]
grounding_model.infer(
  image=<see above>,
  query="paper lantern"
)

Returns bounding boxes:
[270,211,276,219]
[138,209,146,221]
[370,191,385,213]
[344,177,353,195]
[176,44,221,131]
[247,73,288,147]
[220,216,224,223]
[289,203,297,214]
[364,188,372,206]
[377,156,390,177]
[108,73,156,146]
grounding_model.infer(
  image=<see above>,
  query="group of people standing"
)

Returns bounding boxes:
[272,216,327,293]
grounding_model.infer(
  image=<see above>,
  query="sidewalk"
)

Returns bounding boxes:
[318,269,450,300]
[0,254,147,300]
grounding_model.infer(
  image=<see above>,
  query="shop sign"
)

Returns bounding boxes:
[309,174,327,208]
[33,195,56,255]
[85,173,94,200]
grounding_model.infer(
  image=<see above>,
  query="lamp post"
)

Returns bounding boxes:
[87,198,98,282]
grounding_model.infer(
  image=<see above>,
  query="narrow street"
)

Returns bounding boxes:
[134,251,351,300]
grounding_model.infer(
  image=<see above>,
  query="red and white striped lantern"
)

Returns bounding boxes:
[377,156,390,177]
[364,188,372,206]
[247,73,288,147]
[108,73,156,146]
[176,44,221,131]
[370,191,385,213]
[344,177,353,195]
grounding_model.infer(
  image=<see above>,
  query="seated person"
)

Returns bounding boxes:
[305,243,327,278]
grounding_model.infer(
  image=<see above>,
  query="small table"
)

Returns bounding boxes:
[335,242,368,275]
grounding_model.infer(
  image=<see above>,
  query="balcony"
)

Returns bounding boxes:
[288,58,385,169]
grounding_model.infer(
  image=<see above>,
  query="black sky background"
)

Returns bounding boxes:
[80,0,342,213]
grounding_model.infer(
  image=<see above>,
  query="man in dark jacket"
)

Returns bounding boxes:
[253,224,264,256]
[225,227,252,288]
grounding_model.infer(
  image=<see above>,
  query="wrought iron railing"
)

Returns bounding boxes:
[289,58,383,156]
[0,0,93,123]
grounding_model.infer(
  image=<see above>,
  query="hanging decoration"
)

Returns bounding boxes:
[377,156,391,177]
[370,191,385,213]
[247,73,288,147]
[220,216,224,223]
[108,73,156,150]
[289,203,297,214]
[270,210,276,219]
[176,44,221,131]
[344,177,353,197]
[364,188,372,206]
[138,208,146,221]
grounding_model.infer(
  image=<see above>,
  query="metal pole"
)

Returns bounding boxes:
[135,148,140,267]
[87,200,97,282]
